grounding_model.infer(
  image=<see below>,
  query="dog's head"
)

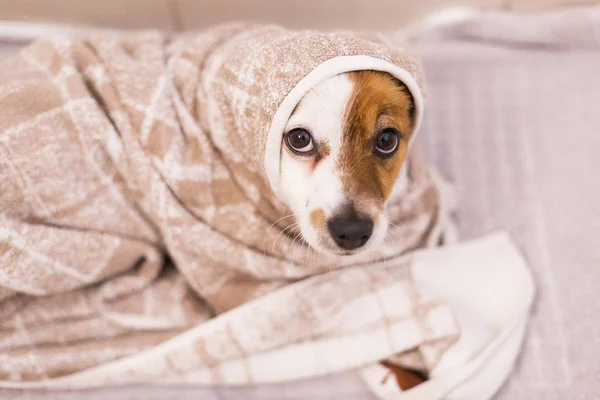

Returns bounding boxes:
[280,70,417,255]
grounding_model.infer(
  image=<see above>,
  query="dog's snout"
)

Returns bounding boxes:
[327,213,373,251]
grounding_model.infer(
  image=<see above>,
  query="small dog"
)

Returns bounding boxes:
[280,70,416,256]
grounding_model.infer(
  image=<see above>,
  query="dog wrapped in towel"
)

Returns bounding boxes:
[0,23,535,399]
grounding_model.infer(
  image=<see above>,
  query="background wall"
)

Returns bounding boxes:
[0,0,597,32]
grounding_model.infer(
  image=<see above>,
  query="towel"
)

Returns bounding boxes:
[0,24,534,399]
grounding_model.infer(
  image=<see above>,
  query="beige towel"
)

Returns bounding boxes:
[0,24,459,385]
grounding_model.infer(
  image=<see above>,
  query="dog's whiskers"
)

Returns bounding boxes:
[303,239,321,270]
[388,220,401,231]
[271,221,300,254]
[290,230,304,262]
[263,214,299,256]
[378,226,406,266]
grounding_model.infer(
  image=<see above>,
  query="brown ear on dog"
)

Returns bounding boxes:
[380,361,427,391]
[389,76,416,124]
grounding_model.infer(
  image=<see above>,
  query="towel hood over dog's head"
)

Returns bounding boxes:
[192,24,425,200]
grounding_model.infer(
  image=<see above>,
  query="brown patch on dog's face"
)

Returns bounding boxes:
[309,208,325,229]
[311,141,331,170]
[340,71,415,213]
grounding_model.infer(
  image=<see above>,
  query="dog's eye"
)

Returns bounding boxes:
[285,128,315,154]
[375,129,400,157]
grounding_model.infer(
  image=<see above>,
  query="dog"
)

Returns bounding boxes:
[280,70,416,256]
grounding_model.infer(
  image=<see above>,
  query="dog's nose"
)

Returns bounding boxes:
[327,214,373,251]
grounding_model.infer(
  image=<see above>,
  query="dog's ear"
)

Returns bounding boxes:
[390,77,416,128]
